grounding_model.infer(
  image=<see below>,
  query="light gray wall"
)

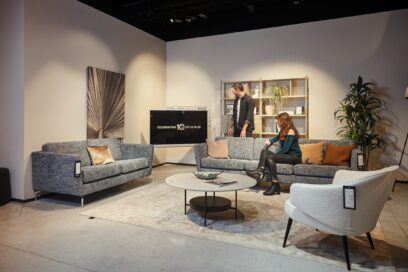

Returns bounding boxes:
[0,0,25,199]
[166,9,408,178]
[20,0,167,199]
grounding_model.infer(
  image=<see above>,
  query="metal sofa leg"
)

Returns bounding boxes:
[342,236,351,271]
[34,191,39,201]
[366,232,375,249]
[283,218,293,247]
[81,197,84,207]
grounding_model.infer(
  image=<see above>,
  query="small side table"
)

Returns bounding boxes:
[0,168,11,205]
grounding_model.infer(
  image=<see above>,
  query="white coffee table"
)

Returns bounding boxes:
[165,172,256,226]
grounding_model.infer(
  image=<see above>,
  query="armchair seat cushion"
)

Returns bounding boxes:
[201,158,246,170]
[82,164,122,184]
[116,158,149,174]
[294,164,349,178]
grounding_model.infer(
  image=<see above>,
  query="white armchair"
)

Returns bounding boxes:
[283,165,399,270]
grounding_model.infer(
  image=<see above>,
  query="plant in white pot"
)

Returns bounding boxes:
[264,84,288,115]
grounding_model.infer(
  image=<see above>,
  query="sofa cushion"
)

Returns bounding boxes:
[207,139,229,159]
[201,158,246,170]
[115,158,149,174]
[87,145,115,165]
[82,163,122,183]
[42,141,91,167]
[323,144,354,166]
[87,138,122,161]
[294,164,349,178]
[277,164,295,175]
[226,137,254,160]
[244,161,294,175]
[253,138,280,160]
[299,142,324,164]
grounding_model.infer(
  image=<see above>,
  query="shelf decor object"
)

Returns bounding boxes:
[221,77,308,138]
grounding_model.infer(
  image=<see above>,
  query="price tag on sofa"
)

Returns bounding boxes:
[343,186,356,210]
[74,161,81,177]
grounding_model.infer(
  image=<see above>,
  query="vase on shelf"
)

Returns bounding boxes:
[264,103,275,116]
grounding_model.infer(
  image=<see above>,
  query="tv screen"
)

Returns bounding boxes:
[150,110,208,145]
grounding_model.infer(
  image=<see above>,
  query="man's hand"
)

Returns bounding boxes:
[240,130,246,138]
[227,127,233,136]
[265,140,271,146]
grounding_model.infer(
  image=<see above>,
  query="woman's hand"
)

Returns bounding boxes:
[265,140,271,146]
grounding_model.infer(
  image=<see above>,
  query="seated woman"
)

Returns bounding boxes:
[247,112,302,195]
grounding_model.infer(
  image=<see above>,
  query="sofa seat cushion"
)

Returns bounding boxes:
[115,158,149,174]
[294,164,349,178]
[277,164,295,175]
[244,161,294,175]
[82,164,122,184]
[201,158,246,170]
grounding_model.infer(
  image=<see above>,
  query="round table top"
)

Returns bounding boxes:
[165,172,257,192]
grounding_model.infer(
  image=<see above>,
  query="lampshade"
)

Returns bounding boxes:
[405,87,408,99]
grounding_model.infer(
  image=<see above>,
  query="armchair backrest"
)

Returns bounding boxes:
[333,166,399,233]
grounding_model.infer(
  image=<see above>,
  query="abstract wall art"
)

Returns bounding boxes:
[87,66,125,140]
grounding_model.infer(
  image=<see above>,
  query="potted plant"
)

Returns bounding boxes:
[334,76,385,170]
[264,84,288,115]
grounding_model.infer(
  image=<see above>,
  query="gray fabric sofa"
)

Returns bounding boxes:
[32,138,153,206]
[194,137,359,184]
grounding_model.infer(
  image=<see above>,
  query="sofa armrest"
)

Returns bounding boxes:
[194,143,208,171]
[31,151,83,196]
[120,143,153,168]
[290,183,351,231]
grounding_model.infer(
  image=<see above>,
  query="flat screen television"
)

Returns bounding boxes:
[150,110,208,145]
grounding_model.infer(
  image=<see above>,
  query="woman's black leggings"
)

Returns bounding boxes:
[265,150,301,181]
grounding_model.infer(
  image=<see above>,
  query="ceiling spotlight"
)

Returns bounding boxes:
[197,13,207,19]
[290,0,304,7]
[185,16,196,23]
[170,18,183,23]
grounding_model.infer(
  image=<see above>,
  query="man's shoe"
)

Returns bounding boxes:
[263,182,281,196]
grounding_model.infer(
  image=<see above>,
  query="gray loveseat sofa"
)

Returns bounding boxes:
[194,137,359,184]
[32,138,153,206]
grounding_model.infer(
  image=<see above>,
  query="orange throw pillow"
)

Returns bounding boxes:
[323,144,354,166]
[299,142,324,164]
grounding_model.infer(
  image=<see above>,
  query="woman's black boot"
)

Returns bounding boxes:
[246,171,264,182]
[263,181,281,196]
[247,166,265,175]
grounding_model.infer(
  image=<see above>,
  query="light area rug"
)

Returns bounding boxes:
[82,183,395,271]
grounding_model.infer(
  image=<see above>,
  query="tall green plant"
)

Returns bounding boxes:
[334,76,385,169]
[264,84,288,113]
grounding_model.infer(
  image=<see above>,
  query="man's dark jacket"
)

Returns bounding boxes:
[232,93,255,131]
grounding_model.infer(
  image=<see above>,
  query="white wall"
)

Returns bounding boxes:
[21,0,166,199]
[166,9,408,178]
[0,0,25,199]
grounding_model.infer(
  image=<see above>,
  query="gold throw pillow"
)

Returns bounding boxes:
[299,142,324,164]
[87,145,115,165]
[207,139,229,159]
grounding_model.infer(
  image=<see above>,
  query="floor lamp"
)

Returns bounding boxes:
[393,87,408,191]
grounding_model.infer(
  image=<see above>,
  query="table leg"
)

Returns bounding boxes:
[184,190,187,215]
[235,190,238,219]
[204,191,207,226]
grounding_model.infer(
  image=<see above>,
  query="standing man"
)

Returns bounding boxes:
[227,83,255,137]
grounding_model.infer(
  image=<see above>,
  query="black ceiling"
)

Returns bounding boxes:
[78,0,408,41]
